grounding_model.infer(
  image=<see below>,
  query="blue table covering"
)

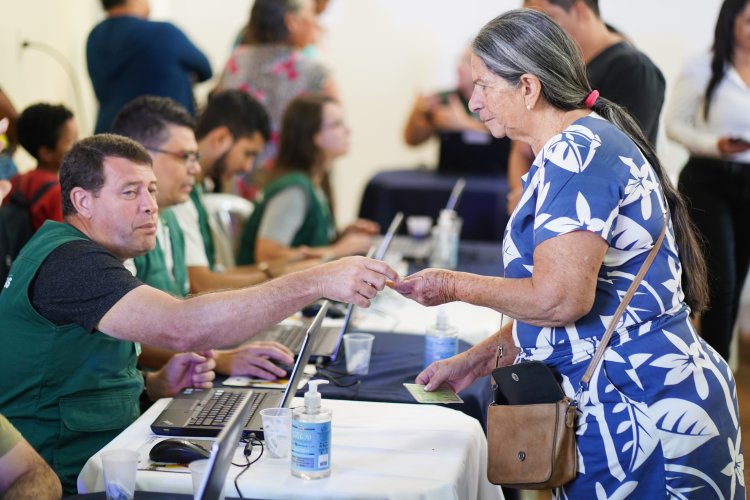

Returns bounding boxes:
[307,332,494,434]
[359,169,509,241]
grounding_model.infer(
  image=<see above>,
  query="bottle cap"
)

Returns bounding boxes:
[304,379,329,410]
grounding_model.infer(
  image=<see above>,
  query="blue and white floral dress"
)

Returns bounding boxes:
[504,114,744,499]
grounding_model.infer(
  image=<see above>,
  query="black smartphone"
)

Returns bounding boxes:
[491,361,565,405]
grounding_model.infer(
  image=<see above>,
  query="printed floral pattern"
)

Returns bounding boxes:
[505,115,744,498]
[217,45,329,169]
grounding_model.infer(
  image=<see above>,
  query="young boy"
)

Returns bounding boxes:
[2,103,78,230]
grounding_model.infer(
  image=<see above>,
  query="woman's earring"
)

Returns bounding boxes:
[526,103,531,111]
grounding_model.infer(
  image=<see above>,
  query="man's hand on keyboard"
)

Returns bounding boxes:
[145,351,217,401]
[214,341,295,380]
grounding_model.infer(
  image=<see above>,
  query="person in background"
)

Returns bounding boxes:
[0,413,61,499]
[0,180,9,201]
[0,88,19,180]
[0,133,395,492]
[665,0,750,360]
[392,9,742,497]
[215,0,338,196]
[404,47,511,175]
[0,118,10,198]
[506,0,665,213]
[112,95,296,380]
[175,89,317,289]
[238,93,377,265]
[86,0,212,133]
[1,103,78,231]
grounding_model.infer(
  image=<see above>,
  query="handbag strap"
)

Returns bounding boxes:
[579,216,668,388]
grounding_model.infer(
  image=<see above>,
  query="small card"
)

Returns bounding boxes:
[403,383,463,404]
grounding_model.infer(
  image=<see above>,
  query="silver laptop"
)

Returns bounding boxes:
[196,390,255,500]
[253,212,404,362]
[151,302,327,440]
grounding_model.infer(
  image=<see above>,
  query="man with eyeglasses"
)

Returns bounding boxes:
[111,95,303,380]
[171,90,309,297]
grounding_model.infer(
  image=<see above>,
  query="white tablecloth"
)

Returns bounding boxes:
[352,286,504,346]
[78,398,503,500]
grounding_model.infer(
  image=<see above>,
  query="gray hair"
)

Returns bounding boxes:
[472,8,709,314]
[473,8,589,112]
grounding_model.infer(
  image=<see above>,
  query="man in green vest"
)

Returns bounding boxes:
[112,95,298,380]
[0,134,397,494]
[173,90,304,292]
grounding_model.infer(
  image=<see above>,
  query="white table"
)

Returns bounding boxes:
[352,286,504,346]
[78,398,503,500]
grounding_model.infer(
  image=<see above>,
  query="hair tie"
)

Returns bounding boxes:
[584,90,600,109]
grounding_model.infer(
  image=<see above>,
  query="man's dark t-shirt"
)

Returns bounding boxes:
[587,41,665,146]
[29,240,142,332]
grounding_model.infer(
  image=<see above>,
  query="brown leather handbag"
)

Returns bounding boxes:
[487,219,667,490]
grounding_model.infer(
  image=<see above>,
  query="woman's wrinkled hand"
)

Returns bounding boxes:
[389,268,457,306]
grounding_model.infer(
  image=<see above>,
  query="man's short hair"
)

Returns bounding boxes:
[16,103,74,160]
[60,134,152,217]
[195,90,271,142]
[111,95,195,150]
[101,0,126,10]
[548,0,600,16]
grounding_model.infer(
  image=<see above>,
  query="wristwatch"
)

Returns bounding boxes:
[257,261,273,279]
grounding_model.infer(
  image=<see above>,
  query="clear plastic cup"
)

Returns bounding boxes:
[101,449,139,500]
[260,407,292,458]
[344,333,375,375]
[189,459,225,500]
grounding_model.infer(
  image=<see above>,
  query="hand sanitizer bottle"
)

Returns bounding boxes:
[424,306,458,368]
[291,380,332,479]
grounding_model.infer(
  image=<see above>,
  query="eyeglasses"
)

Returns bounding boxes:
[147,147,201,165]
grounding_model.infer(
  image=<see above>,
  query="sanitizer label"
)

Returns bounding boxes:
[424,335,458,368]
[291,420,331,472]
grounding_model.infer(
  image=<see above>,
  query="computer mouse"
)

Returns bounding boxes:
[149,438,211,463]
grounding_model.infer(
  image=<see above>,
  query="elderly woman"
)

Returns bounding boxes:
[393,9,744,498]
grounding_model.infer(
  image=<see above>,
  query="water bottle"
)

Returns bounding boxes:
[430,209,460,269]
[424,307,458,368]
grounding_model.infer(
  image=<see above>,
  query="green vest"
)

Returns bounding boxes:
[189,184,216,270]
[0,221,142,494]
[134,209,189,297]
[237,172,334,264]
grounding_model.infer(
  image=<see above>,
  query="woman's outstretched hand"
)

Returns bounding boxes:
[389,268,457,307]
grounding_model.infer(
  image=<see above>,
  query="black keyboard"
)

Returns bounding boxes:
[188,390,265,427]
[258,324,306,351]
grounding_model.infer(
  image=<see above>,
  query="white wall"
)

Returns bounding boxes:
[0,0,724,224]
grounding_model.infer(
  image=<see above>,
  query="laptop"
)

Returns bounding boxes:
[196,389,255,500]
[252,211,404,362]
[151,301,327,440]
[388,177,466,261]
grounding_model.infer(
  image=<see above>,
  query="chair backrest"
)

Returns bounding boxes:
[202,193,254,269]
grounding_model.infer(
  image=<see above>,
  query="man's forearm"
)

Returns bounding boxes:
[3,464,61,500]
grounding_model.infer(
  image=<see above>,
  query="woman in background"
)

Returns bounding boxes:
[665,0,750,360]
[216,0,338,197]
[237,94,376,265]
